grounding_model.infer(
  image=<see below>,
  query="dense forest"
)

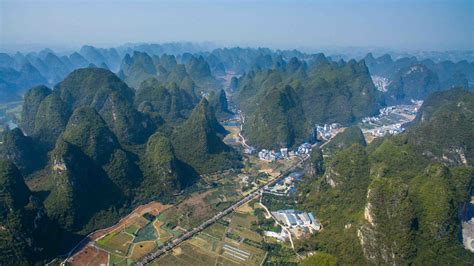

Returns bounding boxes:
[298,89,474,265]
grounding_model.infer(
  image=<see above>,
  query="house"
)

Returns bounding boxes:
[244,146,256,154]
[263,230,288,242]
[258,149,277,161]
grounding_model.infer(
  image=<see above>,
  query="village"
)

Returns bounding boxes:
[359,101,422,139]
[245,123,343,162]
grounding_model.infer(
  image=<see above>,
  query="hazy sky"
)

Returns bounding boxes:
[1,0,473,52]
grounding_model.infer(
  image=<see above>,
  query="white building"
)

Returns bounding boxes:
[263,230,288,242]
[272,210,322,232]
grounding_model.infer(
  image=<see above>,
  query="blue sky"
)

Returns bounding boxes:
[1,0,473,51]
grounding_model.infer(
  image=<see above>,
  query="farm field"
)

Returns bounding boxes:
[130,241,157,260]
[155,173,243,230]
[66,201,173,265]
[96,231,133,256]
[66,151,299,265]
[152,202,269,266]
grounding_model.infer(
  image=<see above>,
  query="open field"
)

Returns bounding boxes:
[153,220,173,242]
[235,201,253,214]
[124,224,139,235]
[96,231,133,255]
[109,254,128,265]
[65,201,172,264]
[220,241,267,265]
[151,202,268,266]
[157,174,243,231]
[130,241,157,260]
[152,242,219,266]
[88,249,109,266]
[66,246,108,266]
[67,140,300,265]
[203,222,227,240]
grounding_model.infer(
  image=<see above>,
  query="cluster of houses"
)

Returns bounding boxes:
[368,123,405,137]
[272,210,321,232]
[362,103,421,125]
[315,123,342,140]
[257,143,312,162]
[257,149,279,161]
[361,102,423,138]
[264,172,304,196]
[371,75,390,92]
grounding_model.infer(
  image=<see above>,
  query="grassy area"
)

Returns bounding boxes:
[231,212,256,228]
[96,231,133,256]
[130,241,157,260]
[125,224,139,235]
[133,223,157,243]
[153,220,173,243]
[109,254,127,265]
[152,242,219,266]
[202,223,226,240]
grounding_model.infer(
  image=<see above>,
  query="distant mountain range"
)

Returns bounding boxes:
[0,43,473,264]
[364,53,474,104]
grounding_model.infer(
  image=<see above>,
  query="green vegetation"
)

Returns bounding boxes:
[171,99,241,174]
[243,85,307,149]
[236,57,383,148]
[61,107,120,165]
[33,93,72,150]
[20,85,51,135]
[55,68,155,144]
[2,45,472,266]
[307,146,324,176]
[135,78,197,123]
[44,138,123,231]
[298,88,474,265]
[120,51,157,88]
[409,165,473,265]
[0,128,43,175]
[208,89,232,120]
[133,223,157,243]
[299,252,336,266]
[407,88,474,165]
[0,160,31,265]
[96,231,133,255]
[125,224,139,235]
[385,64,440,104]
[359,178,416,265]
[322,126,366,155]
[140,132,188,199]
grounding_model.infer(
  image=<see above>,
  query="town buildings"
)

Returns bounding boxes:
[272,210,321,232]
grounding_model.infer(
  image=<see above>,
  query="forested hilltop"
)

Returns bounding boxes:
[0,43,473,264]
[0,67,241,263]
[234,57,384,149]
[298,88,474,265]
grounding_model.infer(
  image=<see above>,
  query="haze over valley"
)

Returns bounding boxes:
[0,0,473,265]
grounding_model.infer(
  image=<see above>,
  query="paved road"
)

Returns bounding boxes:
[136,154,309,265]
[135,109,333,265]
